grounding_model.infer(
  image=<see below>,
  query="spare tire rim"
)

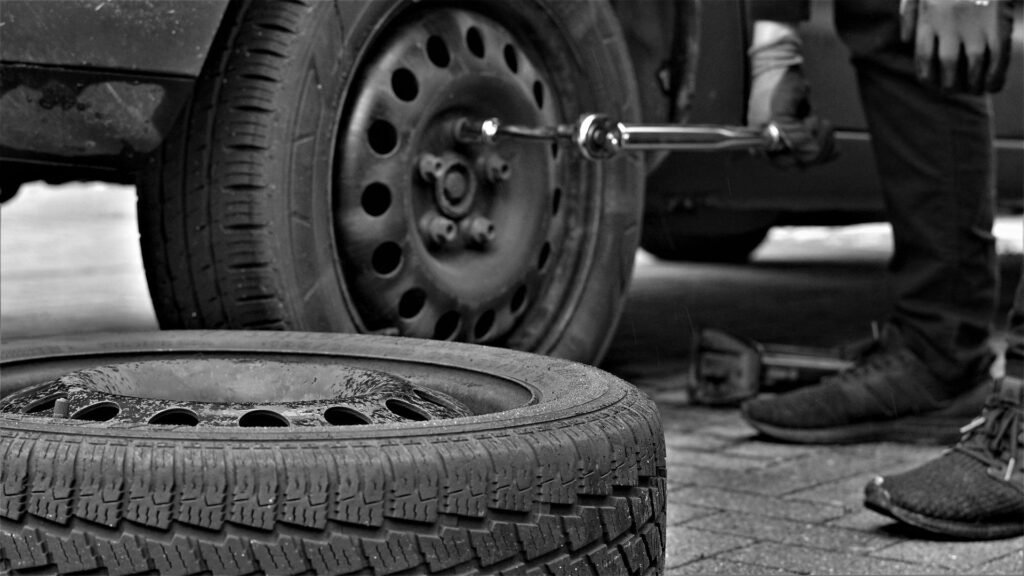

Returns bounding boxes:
[336,7,587,347]
[0,359,474,427]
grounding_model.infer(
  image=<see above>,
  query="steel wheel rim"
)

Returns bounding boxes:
[0,358,480,428]
[335,7,589,348]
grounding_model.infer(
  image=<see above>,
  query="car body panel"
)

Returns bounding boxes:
[0,0,229,181]
[0,0,229,76]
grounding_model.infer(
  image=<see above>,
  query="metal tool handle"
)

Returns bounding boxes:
[575,114,784,160]
[455,114,784,161]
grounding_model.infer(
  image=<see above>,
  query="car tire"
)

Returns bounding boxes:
[640,207,777,263]
[0,331,666,575]
[137,0,643,365]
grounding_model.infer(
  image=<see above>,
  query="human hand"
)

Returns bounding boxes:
[748,22,838,170]
[900,0,1015,93]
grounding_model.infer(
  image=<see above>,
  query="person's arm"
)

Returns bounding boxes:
[745,2,836,169]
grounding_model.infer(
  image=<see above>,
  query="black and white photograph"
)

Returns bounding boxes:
[1,0,1022,574]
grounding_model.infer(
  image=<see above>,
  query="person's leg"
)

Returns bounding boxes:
[741,0,997,444]
[835,0,998,385]
[1006,272,1024,379]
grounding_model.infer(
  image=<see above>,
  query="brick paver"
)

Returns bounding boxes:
[645,381,1024,575]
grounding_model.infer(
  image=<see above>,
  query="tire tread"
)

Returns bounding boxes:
[1,390,665,575]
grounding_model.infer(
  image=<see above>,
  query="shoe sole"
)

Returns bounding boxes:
[740,382,991,445]
[740,413,971,445]
[864,481,1024,540]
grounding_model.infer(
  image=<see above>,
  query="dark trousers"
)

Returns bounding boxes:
[1008,274,1024,375]
[833,0,999,386]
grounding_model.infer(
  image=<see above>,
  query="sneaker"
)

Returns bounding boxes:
[740,326,991,444]
[863,376,1024,540]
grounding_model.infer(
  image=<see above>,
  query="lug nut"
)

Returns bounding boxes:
[462,216,496,248]
[418,153,444,182]
[484,154,511,183]
[420,214,458,247]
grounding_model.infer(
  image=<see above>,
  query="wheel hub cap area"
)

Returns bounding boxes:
[0,359,472,427]
[336,8,569,345]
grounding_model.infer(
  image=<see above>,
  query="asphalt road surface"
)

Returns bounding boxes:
[2,182,1023,574]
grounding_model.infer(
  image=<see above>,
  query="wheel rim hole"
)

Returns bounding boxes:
[474,310,495,340]
[511,285,527,314]
[368,120,398,155]
[398,288,427,319]
[552,187,562,215]
[414,388,459,412]
[434,311,461,340]
[391,68,419,102]
[372,242,403,275]
[71,402,119,422]
[503,44,518,73]
[466,27,485,58]
[149,408,199,426]
[24,395,61,414]
[239,410,289,427]
[551,142,559,160]
[386,398,431,421]
[361,182,392,216]
[538,242,552,270]
[533,81,545,109]
[324,406,370,426]
[427,35,450,67]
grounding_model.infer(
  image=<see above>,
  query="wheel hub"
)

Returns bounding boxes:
[336,7,573,345]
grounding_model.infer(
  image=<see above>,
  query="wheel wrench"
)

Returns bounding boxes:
[454,114,786,159]
[689,328,869,406]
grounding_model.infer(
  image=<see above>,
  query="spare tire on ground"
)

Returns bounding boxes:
[0,331,666,575]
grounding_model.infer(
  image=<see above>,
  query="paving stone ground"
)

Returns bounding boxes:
[635,376,1024,575]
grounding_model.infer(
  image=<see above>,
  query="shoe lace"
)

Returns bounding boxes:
[955,393,1023,482]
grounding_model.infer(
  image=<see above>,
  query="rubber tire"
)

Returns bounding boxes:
[640,208,776,263]
[0,331,666,575]
[137,0,643,365]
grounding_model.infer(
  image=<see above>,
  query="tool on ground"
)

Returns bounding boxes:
[689,328,870,406]
[454,114,786,160]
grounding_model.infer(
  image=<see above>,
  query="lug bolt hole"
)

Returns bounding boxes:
[474,310,495,340]
[368,120,398,155]
[24,395,61,414]
[503,44,518,73]
[511,285,527,314]
[386,398,431,421]
[372,242,403,275]
[399,288,427,319]
[466,26,485,58]
[71,402,120,422]
[434,311,461,340]
[391,68,418,102]
[533,81,545,109]
[324,406,370,426]
[537,242,552,271]
[361,182,392,216]
[239,410,289,427]
[427,36,450,67]
[149,408,199,426]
